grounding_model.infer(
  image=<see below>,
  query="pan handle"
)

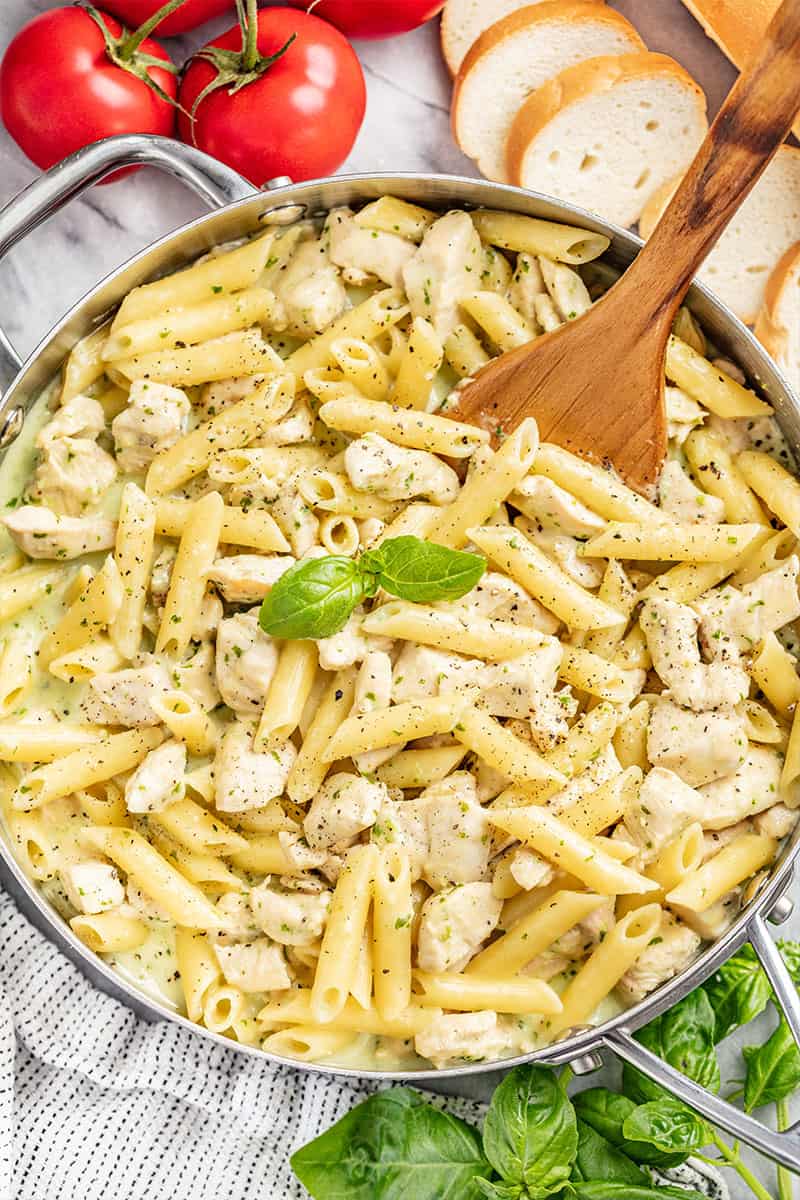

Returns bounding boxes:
[603,901,800,1172]
[0,134,258,399]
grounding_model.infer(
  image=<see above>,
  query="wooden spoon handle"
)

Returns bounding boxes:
[624,0,800,325]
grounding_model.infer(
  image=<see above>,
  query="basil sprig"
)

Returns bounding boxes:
[259,535,486,639]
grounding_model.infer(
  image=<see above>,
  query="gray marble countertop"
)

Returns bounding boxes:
[0,1,796,1195]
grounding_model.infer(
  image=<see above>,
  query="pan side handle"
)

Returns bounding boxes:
[0,134,259,405]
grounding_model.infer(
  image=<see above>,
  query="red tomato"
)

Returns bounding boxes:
[101,0,234,37]
[287,0,445,38]
[0,8,177,178]
[178,8,366,185]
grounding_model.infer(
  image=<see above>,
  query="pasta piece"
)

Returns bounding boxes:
[469,523,620,630]
[0,565,70,624]
[258,990,438,1039]
[40,556,123,667]
[375,744,467,789]
[489,807,657,896]
[558,768,642,838]
[151,691,217,756]
[363,601,554,660]
[583,522,762,563]
[750,633,800,718]
[392,318,444,411]
[60,324,108,403]
[443,323,490,378]
[0,635,33,715]
[471,210,609,264]
[460,291,534,351]
[467,890,605,977]
[175,928,221,1023]
[667,835,778,912]
[111,483,156,660]
[322,693,475,762]
[116,330,280,388]
[70,912,148,954]
[559,645,636,703]
[288,668,356,805]
[330,337,391,402]
[13,728,163,809]
[739,450,800,539]
[311,843,377,1022]
[82,827,223,928]
[618,822,705,917]
[256,640,317,749]
[145,374,294,495]
[287,290,409,378]
[683,428,767,524]
[454,704,565,788]
[429,420,538,548]
[318,395,488,459]
[104,287,276,361]
[0,722,103,763]
[354,196,435,241]
[666,336,771,418]
[262,1027,358,1063]
[549,905,663,1035]
[415,973,561,1014]
[155,497,289,554]
[373,845,413,1022]
[156,492,224,658]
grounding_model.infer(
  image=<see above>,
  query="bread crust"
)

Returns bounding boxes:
[440,0,604,77]
[451,0,644,159]
[755,241,800,364]
[506,52,707,187]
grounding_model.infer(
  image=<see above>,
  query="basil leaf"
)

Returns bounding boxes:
[569,1183,707,1200]
[482,1066,577,1197]
[622,991,719,1107]
[362,536,486,604]
[704,944,771,1042]
[573,1090,686,1169]
[290,1088,491,1200]
[259,555,365,639]
[474,1180,523,1200]
[743,1019,800,1110]
[621,1101,711,1155]
[571,1120,647,1184]
[778,939,800,986]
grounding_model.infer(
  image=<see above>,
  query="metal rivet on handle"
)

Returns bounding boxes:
[768,893,795,926]
[259,202,307,226]
[265,176,293,191]
[0,406,24,448]
[568,1052,604,1076]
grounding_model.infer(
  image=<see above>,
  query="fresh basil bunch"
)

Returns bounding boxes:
[291,941,800,1200]
[259,535,486,639]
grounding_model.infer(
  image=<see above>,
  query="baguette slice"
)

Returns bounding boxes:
[639,145,800,324]
[441,0,604,76]
[452,1,645,183]
[680,1,800,139]
[755,242,800,395]
[506,53,707,229]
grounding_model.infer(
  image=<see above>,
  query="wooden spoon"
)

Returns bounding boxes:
[451,0,800,496]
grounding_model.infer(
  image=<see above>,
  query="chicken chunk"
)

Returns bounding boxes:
[547,746,623,817]
[617,916,700,1004]
[658,460,726,525]
[421,772,492,889]
[215,611,279,715]
[32,437,117,515]
[647,699,748,787]
[402,211,483,338]
[555,897,616,957]
[414,1011,510,1069]
[440,571,560,636]
[317,610,390,671]
[214,721,296,813]
[371,795,429,881]
[207,555,295,604]
[213,938,291,992]
[695,558,800,659]
[623,766,705,860]
[671,889,742,940]
[277,832,328,872]
[507,847,555,891]
[303,772,389,851]
[512,474,605,537]
[61,860,125,915]
[344,433,459,504]
[111,380,190,474]
[665,386,705,445]
[252,397,315,447]
[37,394,105,446]
[754,803,799,839]
[506,252,546,324]
[249,880,331,945]
[274,239,348,338]
[4,506,116,560]
[124,739,186,814]
[522,526,605,589]
[327,207,415,288]
[416,881,502,973]
[392,645,479,704]
[699,747,787,830]
[174,640,220,711]
[640,597,749,711]
[83,663,172,725]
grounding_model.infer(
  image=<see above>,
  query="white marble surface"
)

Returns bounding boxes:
[0,2,796,1195]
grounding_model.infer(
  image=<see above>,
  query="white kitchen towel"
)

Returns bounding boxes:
[0,887,482,1200]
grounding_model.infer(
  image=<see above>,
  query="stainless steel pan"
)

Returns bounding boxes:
[0,133,799,1169]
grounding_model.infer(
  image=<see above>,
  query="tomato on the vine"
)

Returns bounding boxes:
[100,0,234,37]
[178,5,366,185]
[287,0,445,39]
[0,3,181,177]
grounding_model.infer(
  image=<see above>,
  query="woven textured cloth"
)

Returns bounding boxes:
[0,887,483,1200]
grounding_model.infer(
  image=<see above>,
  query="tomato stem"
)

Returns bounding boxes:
[119,0,188,59]
[242,0,260,72]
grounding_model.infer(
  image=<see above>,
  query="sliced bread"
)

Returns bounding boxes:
[755,242,800,395]
[638,145,800,324]
[441,0,604,76]
[506,53,707,229]
[452,1,645,183]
